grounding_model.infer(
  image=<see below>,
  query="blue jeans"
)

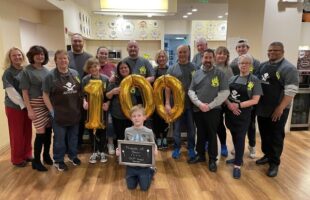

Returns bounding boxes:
[126,166,154,191]
[173,108,195,149]
[53,121,79,162]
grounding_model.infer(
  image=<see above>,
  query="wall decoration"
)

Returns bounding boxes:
[192,20,227,41]
[122,21,135,36]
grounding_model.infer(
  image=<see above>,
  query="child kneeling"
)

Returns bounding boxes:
[116,105,157,191]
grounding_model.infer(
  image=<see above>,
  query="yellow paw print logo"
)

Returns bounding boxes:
[211,76,219,87]
[250,65,254,73]
[276,71,280,80]
[247,81,254,91]
[139,66,146,75]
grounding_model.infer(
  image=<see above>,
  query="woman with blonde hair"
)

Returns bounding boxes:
[2,47,32,167]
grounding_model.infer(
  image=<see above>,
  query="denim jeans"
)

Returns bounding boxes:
[53,121,79,162]
[126,166,154,191]
[173,108,195,149]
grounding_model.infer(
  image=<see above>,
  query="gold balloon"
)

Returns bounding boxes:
[119,75,155,119]
[153,75,185,123]
[84,80,105,130]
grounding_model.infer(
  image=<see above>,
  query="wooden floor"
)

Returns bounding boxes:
[0,131,310,200]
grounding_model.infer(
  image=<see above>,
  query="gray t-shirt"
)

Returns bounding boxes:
[216,64,234,80]
[123,56,155,78]
[2,66,23,109]
[125,126,155,143]
[19,64,50,99]
[229,57,260,76]
[189,67,229,112]
[167,62,196,108]
[192,53,203,70]
[68,51,92,79]
[228,75,263,100]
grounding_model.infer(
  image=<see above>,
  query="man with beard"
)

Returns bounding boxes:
[123,40,155,83]
[188,49,229,172]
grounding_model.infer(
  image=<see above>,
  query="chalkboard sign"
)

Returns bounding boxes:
[118,140,155,167]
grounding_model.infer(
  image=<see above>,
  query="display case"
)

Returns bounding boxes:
[290,88,310,130]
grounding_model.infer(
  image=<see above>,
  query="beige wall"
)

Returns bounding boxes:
[0,0,65,151]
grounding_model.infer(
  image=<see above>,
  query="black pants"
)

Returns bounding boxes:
[112,116,132,146]
[231,130,247,166]
[78,108,87,147]
[194,109,221,161]
[257,109,290,166]
[217,110,227,145]
[89,129,106,152]
[152,112,168,139]
[247,108,256,147]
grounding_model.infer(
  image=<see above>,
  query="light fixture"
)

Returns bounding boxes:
[147,14,153,18]
[175,37,184,40]
[218,15,223,19]
[225,12,228,15]
[183,15,188,18]
[192,8,198,12]
[187,12,192,15]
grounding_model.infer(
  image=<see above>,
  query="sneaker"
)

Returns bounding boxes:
[221,145,228,157]
[156,138,162,149]
[89,153,98,164]
[107,143,115,155]
[248,146,256,159]
[233,167,241,179]
[188,148,196,160]
[205,141,209,152]
[172,148,181,159]
[54,162,68,171]
[162,138,168,149]
[100,152,108,163]
[69,157,81,166]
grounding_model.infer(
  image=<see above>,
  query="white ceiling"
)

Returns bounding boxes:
[19,0,228,20]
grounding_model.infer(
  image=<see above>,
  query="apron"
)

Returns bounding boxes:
[50,69,82,126]
[257,61,284,116]
[225,75,252,133]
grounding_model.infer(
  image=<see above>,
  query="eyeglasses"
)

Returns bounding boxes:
[238,62,251,65]
[268,49,282,52]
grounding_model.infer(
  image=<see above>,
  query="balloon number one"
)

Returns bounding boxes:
[84,80,105,131]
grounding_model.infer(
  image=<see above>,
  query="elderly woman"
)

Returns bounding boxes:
[2,47,32,167]
[20,45,52,172]
[43,50,82,172]
[225,54,262,179]
[152,50,169,149]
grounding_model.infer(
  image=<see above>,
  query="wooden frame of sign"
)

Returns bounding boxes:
[118,140,155,167]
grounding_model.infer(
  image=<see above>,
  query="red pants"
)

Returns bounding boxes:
[5,107,33,164]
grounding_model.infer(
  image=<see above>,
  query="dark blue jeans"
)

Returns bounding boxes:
[173,108,195,149]
[126,166,154,191]
[53,121,79,163]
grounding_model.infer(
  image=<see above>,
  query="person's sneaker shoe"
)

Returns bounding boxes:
[69,157,81,166]
[89,153,98,164]
[100,152,108,163]
[107,144,115,155]
[256,156,269,165]
[172,148,181,159]
[267,165,279,177]
[156,138,163,150]
[233,167,241,179]
[205,141,209,152]
[162,138,168,149]
[226,158,235,164]
[221,145,228,157]
[208,160,217,172]
[188,156,206,164]
[248,146,256,159]
[188,148,196,160]
[54,162,68,172]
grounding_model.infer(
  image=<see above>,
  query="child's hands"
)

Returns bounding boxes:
[102,102,109,111]
[116,147,120,156]
[83,99,88,110]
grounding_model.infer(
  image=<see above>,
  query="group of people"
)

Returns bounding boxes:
[2,33,299,191]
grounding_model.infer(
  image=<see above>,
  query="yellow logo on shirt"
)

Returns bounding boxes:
[139,66,146,75]
[247,81,254,91]
[75,76,80,83]
[191,70,195,77]
[211,76,219,87]
[250,65,254,73]
[276,71,280,80]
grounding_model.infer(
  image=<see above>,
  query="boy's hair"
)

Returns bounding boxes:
[130,104,145,116]
[83,57,99,72]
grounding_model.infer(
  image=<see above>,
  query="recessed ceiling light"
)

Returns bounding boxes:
[183,15,188,18]
[218,15,223,19]
[147,14,152,18]
[187,12,192,15]
[225,12,228,15]
[192,8,198,12]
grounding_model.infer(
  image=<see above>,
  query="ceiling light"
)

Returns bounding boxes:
[147,14,152,18]
[183,15,188,18]
[187,12,192,15]
[192,8,198,12]
[225,12,228,15]
[175,37,184,40]
[218,15,223,19]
